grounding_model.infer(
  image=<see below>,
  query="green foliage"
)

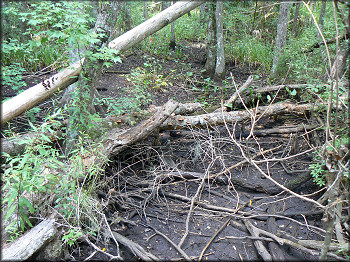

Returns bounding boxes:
[1,63,27,91]
[2,107,106,241]
[227,36,273,70]
[2,1,96,72]
[2,112,65,235]
[89,47,122,69]
[67,84,105,141]
[309,162,326,187]
[62,229,83,247]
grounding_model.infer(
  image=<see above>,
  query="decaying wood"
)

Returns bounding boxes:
[2,219,57,261]
[244,124,319,137]
[267,206,286,261]
[242,219,346,260]
[100,99,178,159]
[1,1,204,125]
[109,230,159,261]
[228,83,309,109]
[244,219,272,261]
[161,102,319,130]
[1,101,198,157]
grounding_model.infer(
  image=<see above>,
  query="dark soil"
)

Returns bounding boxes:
[3,41,327,261]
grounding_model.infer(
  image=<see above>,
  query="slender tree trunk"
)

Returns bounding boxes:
[143,1,148,21]
[169,1,176,50]
[317,0,327,38]
[162,1,170,11]
[204,2,216,76]
[215,0,225,79]
[122,2,132,32]
[200,3,207,25]
[271,2,290,76]
[291,1,301,37]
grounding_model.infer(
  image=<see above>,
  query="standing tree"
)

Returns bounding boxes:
[271,1,290,77]
[291,0,301,37]
[204,2,217,75]
[215,0,225,79]
[66,0,122,153]
[318,0,327,31]
[204,1,226,79]
[170,1,176,50]
[143,1,148,21]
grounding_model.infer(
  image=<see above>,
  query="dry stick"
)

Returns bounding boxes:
[83,235,122,261]
[214,145,282,177]
[219,235,276,242]
[243,220,347,261]
[220,102,326,210]
[103,213,122,260]
[110,230,159,261]
[177,158,217,249]
[158,190,327,238]
[253,147,315,163]
[250,157,325,209]
[141,223,192,261]
[218,75,254,110]
[198,217,231,261]
[83,250,98,261]
[244,220,272,261]
[303,1,333,143]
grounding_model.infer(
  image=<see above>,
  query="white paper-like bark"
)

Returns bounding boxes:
[1,59,84,125]
[108,1,204,52]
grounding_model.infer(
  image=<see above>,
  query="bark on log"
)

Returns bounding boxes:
[161,102,319,130]
[94,100,178,165]
[1,59,84,125]
[2,219,57,261]
[244,220,272,261]
[226,83,308,110]
[1,101,198,157]
[1,1,204,125]
[109,230,159,261]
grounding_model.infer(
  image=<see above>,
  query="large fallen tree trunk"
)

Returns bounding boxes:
[1,0,204,125]
[160,101,319,129]
[2,219,57,261]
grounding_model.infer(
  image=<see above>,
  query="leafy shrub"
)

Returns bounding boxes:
[1,63,27,91]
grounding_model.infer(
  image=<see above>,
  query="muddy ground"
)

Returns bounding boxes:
[2,41,330,260]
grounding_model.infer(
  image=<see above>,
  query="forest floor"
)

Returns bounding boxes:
[3,41,328,260]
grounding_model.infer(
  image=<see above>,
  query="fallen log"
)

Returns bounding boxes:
[100,99,178,159]
[1,59,83,125]
[2,219,57,261]
[1,1,204,125]
[161,102,319,130]
[81,99,178,171]
[1,101,198,157]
